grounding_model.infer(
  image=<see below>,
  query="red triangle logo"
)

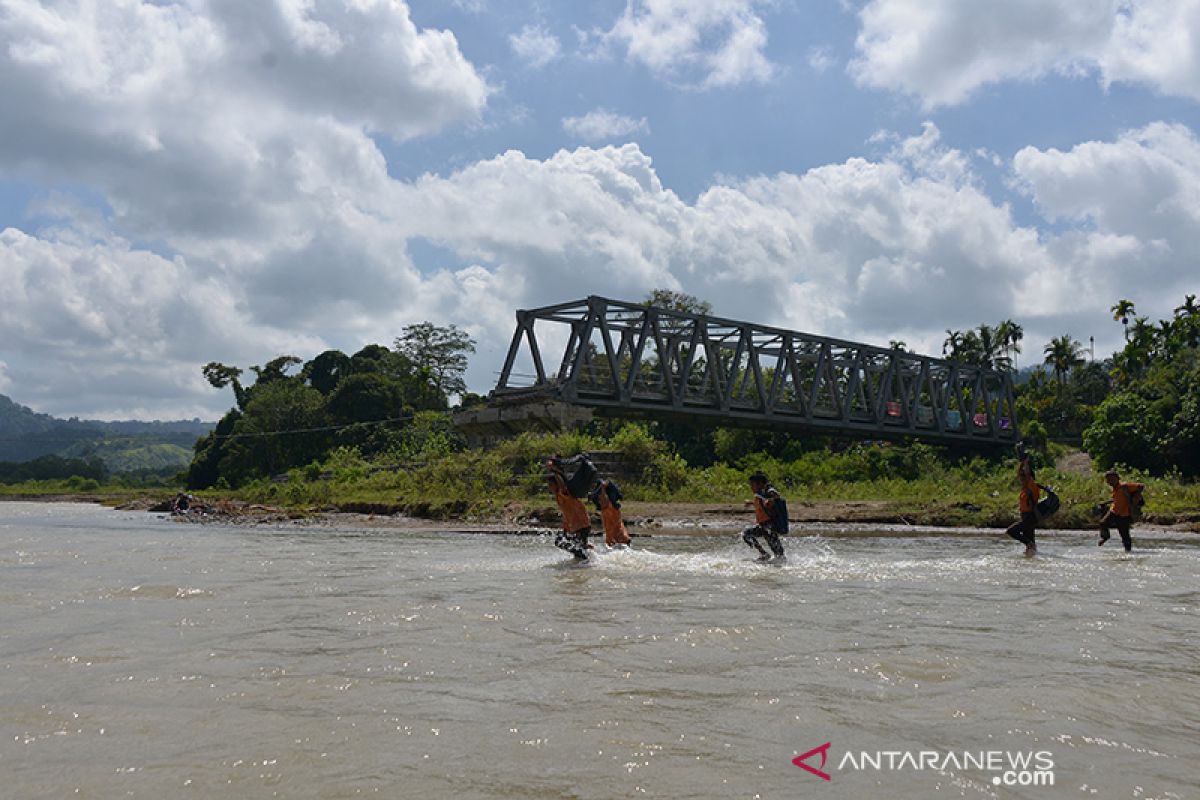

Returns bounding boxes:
[792,742,832,781]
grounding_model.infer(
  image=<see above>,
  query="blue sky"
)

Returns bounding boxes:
[1,0,1198,418]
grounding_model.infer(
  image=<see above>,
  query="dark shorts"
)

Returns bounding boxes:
[742,524,784,557]
[1100,511,1133,550]
[554,527,591,558]
[1006,511,1037,546]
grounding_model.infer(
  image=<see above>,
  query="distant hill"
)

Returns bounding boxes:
[0,394,214,475]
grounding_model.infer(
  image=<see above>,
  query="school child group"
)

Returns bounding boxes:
[1006,445,1146,556]
[545,455,789,562]
[548,446,1146,562]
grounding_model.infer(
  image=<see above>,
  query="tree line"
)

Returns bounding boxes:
[185,292,1199,489]
[939,294,1198,476]
[187,323,475,488]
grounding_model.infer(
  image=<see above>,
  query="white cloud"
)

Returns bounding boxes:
[8,112,1198,416]
[1,3,1196,419]
[509,23,561,68]
[851,0,1200,108]
[807,46,835,73]
[1013,122,1200,308]
[603,0,775,88]
[562,109,650,142]
[0,0,489,247]
[0,225,322,418]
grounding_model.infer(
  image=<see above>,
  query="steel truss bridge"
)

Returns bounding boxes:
[485,296,1018,448]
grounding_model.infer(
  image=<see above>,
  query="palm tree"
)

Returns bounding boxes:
[976,324,1010,371]
[1043,335,1085,388]
[996,319,1023,370]
[1175,294,1198,319]
[942,329,963,358]
[1111,299,1136,341]
[1130,315,1154,348]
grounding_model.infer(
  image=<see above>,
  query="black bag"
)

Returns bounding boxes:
[767,493,790,534]
[1035,484,1060,520]
[1126,486,1146,522]
[588,480,623,509]
[562,456,598,498]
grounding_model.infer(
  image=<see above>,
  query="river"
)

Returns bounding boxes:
[1,502,1197,799]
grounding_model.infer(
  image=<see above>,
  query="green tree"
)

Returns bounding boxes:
[302,350,352,394]
[220,381,328,483]
[643,289,713,317]
[250,355,302,385]
[1082,393,1165,472]
[202,362,248,409]
[327,373,405,423]
[942,324,1012,371]
[395,323,476,397]
[1111,299,1136,341]
[997,319,1023,370]
[1043,335,1085,388]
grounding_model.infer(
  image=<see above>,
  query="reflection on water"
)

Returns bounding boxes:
[0,502,1197,799]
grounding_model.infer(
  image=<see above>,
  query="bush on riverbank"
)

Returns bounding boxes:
[209,423,1200,529]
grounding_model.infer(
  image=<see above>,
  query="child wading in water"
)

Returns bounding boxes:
[547,460,592,560]
[1098,470,1145,552]
[1005,446,1040,557]
[590,477,632,549]
[742,471,786,561]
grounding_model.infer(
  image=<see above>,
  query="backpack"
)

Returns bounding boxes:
[766,491,789,534]
[605,480,622,509]
[562,456,598,498]
[1125,485,1146,522]
[1035,484,1060,521]
[588,480,623,510]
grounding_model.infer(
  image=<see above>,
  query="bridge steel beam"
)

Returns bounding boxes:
[492,296,1019,448]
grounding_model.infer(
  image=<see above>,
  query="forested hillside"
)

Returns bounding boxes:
[0,394,212,475]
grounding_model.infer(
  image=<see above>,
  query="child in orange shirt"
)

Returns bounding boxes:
[590,478,632,549]
[742,471,785,561]
[1099,470,1145,552]
[547,461,592,560]
[1005,450,1040,556]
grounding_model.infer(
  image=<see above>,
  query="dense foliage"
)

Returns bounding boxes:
[0,393,211,474]
[188,326,474,488]
[0,454,107,485]
[1083,296,1200,475]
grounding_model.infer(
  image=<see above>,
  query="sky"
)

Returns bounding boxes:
[1,0,1199,420]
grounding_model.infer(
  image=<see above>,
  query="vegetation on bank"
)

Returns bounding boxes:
[211,424,1197,528]
[3,292,1198,532]
[5,424,1198,530]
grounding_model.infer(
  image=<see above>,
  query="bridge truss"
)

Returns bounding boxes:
[492,296,1019,447]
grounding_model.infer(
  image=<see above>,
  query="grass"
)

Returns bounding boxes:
[3,429,1198,530]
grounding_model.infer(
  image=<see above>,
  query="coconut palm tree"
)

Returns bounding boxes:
[976,324,1010,371]
[942,329,963,358]
[996,319,1023,370]
[1111,299,1136,341]
[1175,294,1198,319]
[1043,335,1085,388]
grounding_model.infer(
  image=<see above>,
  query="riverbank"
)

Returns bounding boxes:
[5,492,1198,536]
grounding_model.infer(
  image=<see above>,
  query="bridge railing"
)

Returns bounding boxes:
[494,296,1018,446]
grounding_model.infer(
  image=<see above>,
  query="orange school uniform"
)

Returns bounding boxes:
[1111,482,1144,517]
[753,494,773,526]
[1017,474,1036,513]
[554,483,591,532]
[597,483,631,546]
